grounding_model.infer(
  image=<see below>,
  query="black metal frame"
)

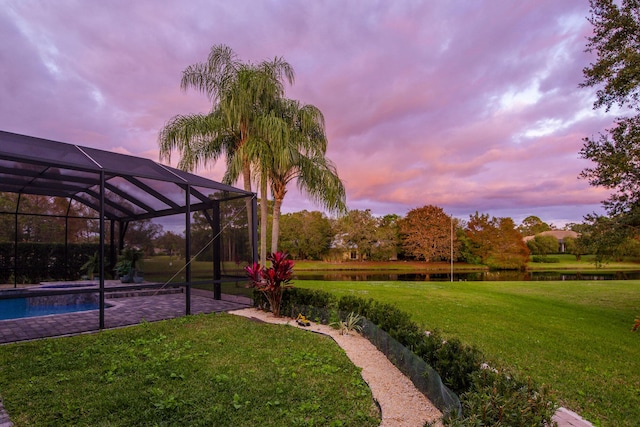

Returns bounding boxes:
[0,130,258,328]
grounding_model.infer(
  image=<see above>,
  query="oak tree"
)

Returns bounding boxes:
[580,0,640,229]
[333,209,379,260]
[526,235,559,255]
[398,205,457,262]
[279,210,332,260]
[518,216,552,236]
[465,212,530,270]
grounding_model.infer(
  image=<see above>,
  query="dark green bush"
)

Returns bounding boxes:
[414,332,482,395]
[338,295,423,348]
[254,287,338,323]
[443,368,557,426]
[0,242,109,284]
[531,255,561,263]
[431,338,482,394]
[365,299,424,349]
[283,287,337,311]
[337,294,373,315]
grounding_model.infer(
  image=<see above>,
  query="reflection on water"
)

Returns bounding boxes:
[294,270,640,282]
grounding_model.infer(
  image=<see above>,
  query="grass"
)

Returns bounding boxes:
[527,254,640,271]
[0,313,379,427]
[296,279,640,427]
[293,254,640,273]
[294,259,484,271]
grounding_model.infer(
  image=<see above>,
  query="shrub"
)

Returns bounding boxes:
[337,294,373,316]
[331,312,364,335]
[444,368,556,426]
[432,338,482,394]
[531,255,560,263]
[245,252,294,317]
[338,296,423,348]
[0,242,110,284]
[365,299,424,349]
[278,287,338,324]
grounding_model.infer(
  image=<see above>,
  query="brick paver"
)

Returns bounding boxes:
[0,291,250,344]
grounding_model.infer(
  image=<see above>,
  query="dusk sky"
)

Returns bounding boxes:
[0,1,620,227]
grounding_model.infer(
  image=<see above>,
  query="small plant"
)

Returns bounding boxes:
[331,312,364,335]
[245,251,294,317]
[81,251,101,280]
[114,247,144,283]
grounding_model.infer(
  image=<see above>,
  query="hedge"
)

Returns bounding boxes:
[0,243,110,284]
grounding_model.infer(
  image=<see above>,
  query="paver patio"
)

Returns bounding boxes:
[0,290,251,344]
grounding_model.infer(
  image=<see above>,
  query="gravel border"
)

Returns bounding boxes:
[231,308,442,427]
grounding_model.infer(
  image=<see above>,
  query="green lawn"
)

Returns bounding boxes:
[296,279,640,427]
[0,314,379,427]
[527,254,640,271]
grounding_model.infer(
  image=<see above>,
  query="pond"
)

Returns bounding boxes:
[293,270,640,282]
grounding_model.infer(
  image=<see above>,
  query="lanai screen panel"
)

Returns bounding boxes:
[0,130,255,223]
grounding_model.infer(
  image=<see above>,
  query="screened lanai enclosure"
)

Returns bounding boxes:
[0,130,257,335]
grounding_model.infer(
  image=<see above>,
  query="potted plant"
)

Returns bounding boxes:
[114,247,144,283]
[81,251,101,280]
[114,259,133,282]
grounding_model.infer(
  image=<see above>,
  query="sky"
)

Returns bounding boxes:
[0,0,620,227]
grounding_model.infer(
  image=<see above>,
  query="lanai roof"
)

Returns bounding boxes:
[0,130,254,221]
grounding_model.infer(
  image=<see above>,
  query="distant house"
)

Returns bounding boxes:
[328,234,397,261]
[523,230,579,253]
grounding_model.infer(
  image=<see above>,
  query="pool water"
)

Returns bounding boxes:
[0,298,101,320]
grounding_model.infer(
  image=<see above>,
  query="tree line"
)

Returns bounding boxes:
[279,208,526,268]
[4,192,639,271]
[278,207,640,268]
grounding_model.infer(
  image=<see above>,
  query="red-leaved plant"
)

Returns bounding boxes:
[245,251,294,317]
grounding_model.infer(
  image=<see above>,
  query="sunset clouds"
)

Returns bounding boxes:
[0,0,615,226]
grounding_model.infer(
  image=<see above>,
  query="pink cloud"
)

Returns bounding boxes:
[0,0,614,226]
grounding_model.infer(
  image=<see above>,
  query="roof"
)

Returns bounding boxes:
[523,230,579,242]
[0,130,254,221]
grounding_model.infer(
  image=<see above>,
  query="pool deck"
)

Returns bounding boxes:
[0,289,251,344]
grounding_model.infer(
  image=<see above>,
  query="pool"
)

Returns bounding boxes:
[0,298,102,320]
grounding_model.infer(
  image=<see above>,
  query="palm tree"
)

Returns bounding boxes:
[225,99,346,253]
[158,44,294,264]
[269,100,346,252]
[159,44,294,196]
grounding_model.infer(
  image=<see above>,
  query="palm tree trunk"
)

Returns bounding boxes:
[271,196,283,253]
[241,159,255,262]
[260,172,268,266]
[241,158,252,193]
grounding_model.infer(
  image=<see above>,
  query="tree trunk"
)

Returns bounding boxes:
[242,161,252,193]
[271,196,283,254]
[240,159,255,263]
[260,173,268,266]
